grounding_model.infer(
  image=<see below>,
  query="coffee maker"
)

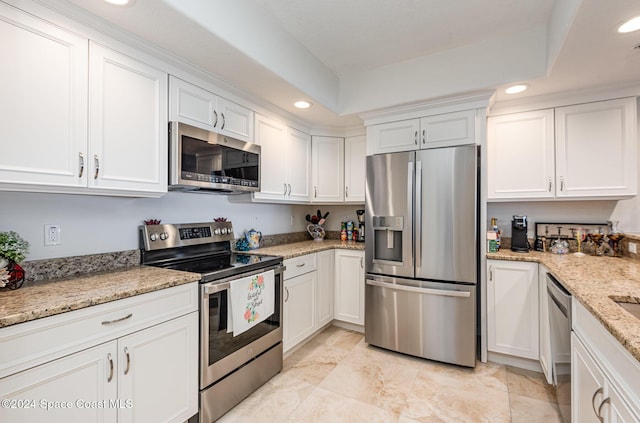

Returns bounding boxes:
[356,209,365,242]
[511,215,529,252]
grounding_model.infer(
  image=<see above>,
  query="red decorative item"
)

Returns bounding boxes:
[144,219,161,225]
[213,217,228,222]
[2,261,25,290]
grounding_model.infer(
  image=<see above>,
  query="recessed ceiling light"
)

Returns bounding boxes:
[618,16,640,33]
[294,100,312,109]
[505,84,529,95]
[104,0,135,6]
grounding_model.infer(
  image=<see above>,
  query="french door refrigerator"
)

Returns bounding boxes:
[364,145,478,367]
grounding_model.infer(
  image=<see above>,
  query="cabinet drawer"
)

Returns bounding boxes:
[283,254,317,279]
[0,283,198,379]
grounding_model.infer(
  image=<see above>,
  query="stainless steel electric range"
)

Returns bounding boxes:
[140,221,284,423]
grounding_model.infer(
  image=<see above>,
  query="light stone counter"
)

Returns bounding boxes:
[488,250,640,363]
[0,266,200,328]
[244,239,364,260]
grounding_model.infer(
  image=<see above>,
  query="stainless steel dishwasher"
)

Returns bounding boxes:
[547,273,572,423]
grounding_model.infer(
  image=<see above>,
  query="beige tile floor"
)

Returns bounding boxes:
[218,326,563,422]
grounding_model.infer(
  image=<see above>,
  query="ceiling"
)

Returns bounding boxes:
[51,0,640,129]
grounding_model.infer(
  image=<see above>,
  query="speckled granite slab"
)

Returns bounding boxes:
[0,266,200,328]
[244,240,364,260]
[488,250,640,364]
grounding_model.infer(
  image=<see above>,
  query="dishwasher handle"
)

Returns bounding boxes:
[366,279,471,298]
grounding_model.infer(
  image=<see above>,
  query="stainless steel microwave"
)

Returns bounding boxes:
[169,121,260,193]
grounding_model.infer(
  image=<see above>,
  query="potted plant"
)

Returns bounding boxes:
[0,231,29,289]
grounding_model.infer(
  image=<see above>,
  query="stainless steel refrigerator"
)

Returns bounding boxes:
[364,145,478,367]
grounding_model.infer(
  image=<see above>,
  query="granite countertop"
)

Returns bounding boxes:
[244,239,364,260]
[488,250,640,363]
[0,266,201,328]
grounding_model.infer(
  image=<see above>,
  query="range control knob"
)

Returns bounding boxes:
[220,228,227,235]
[160,232,168,241]
[214,228,221,235]
[150,233,158,241]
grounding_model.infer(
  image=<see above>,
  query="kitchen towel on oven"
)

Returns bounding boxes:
[227,269,275,336]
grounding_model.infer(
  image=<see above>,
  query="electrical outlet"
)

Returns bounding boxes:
[44,224,61,246]
[629,242,637,254]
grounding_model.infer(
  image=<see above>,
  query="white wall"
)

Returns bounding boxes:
[0,191,306,260]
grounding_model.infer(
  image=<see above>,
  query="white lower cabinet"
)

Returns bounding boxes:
[283,254,317,352]
[316,250,335,327]
[0,284,198,423]
[334,250,365,325]
[572,299,640,423]
[486,260,539,360]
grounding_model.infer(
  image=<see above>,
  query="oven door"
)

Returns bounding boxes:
[200,265,283,389]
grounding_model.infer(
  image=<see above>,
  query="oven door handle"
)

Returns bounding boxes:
[204,281,230,294]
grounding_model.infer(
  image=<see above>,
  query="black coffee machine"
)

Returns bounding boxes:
[356,209,365,242]
[511,215,529,252]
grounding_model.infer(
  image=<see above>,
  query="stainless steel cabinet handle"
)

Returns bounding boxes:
[345,186,349,198]
[414,131,418,145]
[548,178,552,192]
[107,353,114,382]
[79,153,84,178]
[284,183,287,196]
[124,347,131,375]
[213,110,218,127]
[287,184,291,196]
[94,155,100,179]
[489,266,493,281]
[360,257,364,269]
[591,387,603,418]
[314,186,317,198]
[560,177,565,192]
[221,113,225,130]
[422,129,426,144]
[285,287,289,302]
[296,263,306,267]
[101,313,133,325]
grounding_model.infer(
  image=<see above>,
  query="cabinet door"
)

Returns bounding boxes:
[316,250,335,327]
[169,76,216,130]
[88,42,168,195]
[344,135,366,203]
[216,97,254,142]
[287,128,312,202]
[0,3,88,188]
[0,341,117,423]
[538,266,553,385]
[367,119,420,154]
[283,272,317,352]
[555,98,637,198]
[254,114,288,200]
[572,333,605,423]
[311,136,344,202]
[334,250,365,325]
[607,383,640,423]
[118,312,198,423]
[419,110,475,149]
[487,110,555,199]
[487,260,539,359]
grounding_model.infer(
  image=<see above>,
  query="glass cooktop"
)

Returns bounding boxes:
[161,253,282,281]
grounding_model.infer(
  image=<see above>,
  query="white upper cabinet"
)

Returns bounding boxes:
[169,76,254,142]
[367,119,420,154]
[367,110,478,155]
[488,97,637,201]
[0,4,168,197]
[487,110,555,199]
[555,98,637,198]
[88,42,168,195]
[311,136,345,203]
[344,135,366,203]
[253,114,311,203]
[0,3,88,189]
[420,110,476,149]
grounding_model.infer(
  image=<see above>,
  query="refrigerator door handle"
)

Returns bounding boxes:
[366,279,471,298]
[415,160,422,270]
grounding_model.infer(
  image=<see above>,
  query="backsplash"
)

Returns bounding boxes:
[22,250,140,281]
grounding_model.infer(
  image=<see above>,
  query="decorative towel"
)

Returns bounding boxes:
[227,269,275,337]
